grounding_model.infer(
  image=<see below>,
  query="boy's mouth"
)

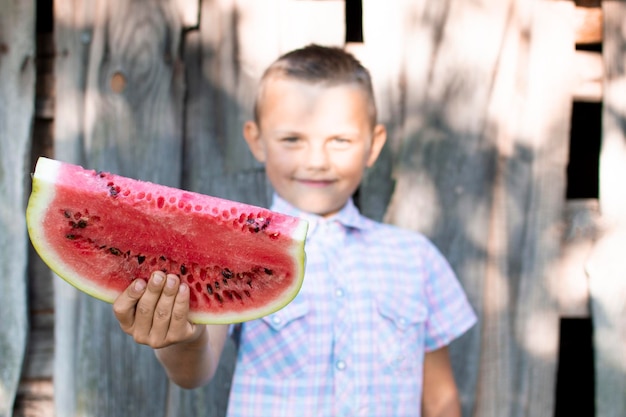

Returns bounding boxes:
[298,179,335,188]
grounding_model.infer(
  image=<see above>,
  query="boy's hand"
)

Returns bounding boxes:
[113,271,204,349]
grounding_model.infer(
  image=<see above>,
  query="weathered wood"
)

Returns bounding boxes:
[588,2,626,416]
[587,226,626,417]
[574,6,603,45]
[0,0,35,416]
[558,200,600,317]
[573,50,603,102]
[13,379,54,417]
[478,2,533,414]
[505,3,573,417]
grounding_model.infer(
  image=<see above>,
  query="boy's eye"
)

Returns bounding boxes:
[281,136,300,143]
[331,137,352,147]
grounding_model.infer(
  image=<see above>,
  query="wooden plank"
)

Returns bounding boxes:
[13,380,54,417]
[588,2,626,416]
[573,50,603,102]
[20,313,55,379]
[0,0,35,416]
[277,0,344,52]
[574,6,603,45]
[174,0,200,29]
[587,226,626,417]
[599,1,626,223]
[506,3,573,416]
[478,1,533,415]
[558,200,600,318]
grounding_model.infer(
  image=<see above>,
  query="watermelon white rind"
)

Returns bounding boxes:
[26,157,308,324]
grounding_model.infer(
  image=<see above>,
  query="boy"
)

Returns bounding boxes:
[113,44,476,417]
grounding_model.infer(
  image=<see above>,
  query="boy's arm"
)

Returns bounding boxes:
[113,271,229,389]
[154,324,228,388]
[422,346,462,417]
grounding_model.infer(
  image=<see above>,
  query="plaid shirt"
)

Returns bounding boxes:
[226,196,476,417]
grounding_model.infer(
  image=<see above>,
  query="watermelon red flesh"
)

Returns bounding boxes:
[26,157,308,324]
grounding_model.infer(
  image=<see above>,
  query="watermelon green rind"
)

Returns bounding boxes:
[27,159,123,301]
[26,157,308,324]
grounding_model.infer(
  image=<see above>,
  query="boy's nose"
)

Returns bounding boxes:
[306,143,330,168]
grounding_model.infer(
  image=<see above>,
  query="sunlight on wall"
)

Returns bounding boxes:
[522,309,559,358]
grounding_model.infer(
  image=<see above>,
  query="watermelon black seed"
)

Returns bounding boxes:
[222,278,229,286]
[65,234,77,240]
[109,247,122,256]
[207,284,213,295]
[215,293,224,304]
[137,255,146,264]
[180,264,187,275]
[264,268,273,275]
[244,290,251,298]
[159,255,166,261]
[222,268,233,279]
[214,281,220,290]
[63,210,71,218]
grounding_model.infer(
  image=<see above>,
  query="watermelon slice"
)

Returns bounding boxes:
[26,157,308,324]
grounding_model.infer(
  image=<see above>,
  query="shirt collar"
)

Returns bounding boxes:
[270,194,370,231]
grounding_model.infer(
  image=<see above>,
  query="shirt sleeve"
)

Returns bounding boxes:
[421,239,477,352]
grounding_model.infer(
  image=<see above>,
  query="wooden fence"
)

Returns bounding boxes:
[1,0,625,416]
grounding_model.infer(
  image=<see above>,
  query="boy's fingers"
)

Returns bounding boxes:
[131,271,168,337]
[165,283,195,342]
[113,278,147,330]
[148,274,182,342]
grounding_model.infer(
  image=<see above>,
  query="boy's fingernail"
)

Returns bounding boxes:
[166,275,176,288]
[152,272,164,284]
[134,279,146,291]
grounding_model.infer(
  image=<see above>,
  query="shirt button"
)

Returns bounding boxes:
[335,288,344,297]
[336,360,347,371]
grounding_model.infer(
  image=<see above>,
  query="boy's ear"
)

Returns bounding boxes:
[366,124,387,168]
[243,121,266,163]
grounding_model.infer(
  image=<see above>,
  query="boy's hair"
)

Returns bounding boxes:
[254,44,378,127]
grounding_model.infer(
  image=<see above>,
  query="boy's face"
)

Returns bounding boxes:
[244,77,386,218]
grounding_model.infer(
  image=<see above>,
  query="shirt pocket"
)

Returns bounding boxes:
[238,299,311,379]
[376,296,428,375]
